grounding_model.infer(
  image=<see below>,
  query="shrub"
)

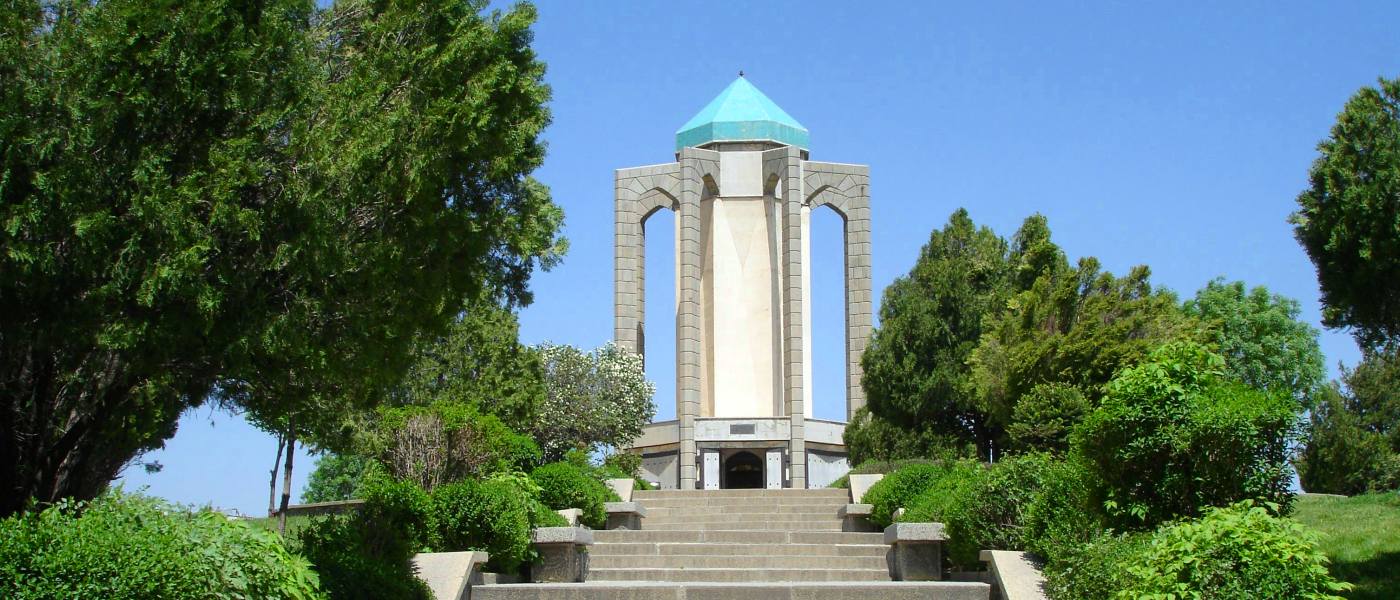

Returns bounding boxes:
[1073,342,1299,528]
[297,477,433,600]
[828,457,948,489]
[296,516,429,600]
[897,460,984,525]
[1043,531,1151,600]
[941,453,1056,566]
[844,407,976,466]
[431,478,532,573]
[373,402,542,492]
[0,491,325,600]
[531,461,619,529]
[1022,458,1102,560]
[865,461,980,528]
[1119,502,1351,599]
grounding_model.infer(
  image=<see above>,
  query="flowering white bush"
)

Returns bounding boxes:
[533,342,656,460]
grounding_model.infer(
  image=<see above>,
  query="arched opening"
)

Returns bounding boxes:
[723,451,764,489]
[809,205,848,422]
[643,205,677,422]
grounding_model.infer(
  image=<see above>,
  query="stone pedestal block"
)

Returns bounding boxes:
[884,522,947,581]
[838,503,877,532]
[530,527,593,583]
[604,501,647,530]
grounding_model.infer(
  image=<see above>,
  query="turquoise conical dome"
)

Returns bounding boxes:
[676,77,809,151]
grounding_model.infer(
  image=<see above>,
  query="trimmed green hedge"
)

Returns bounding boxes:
[865,460,981,528]
[941,453,1055,567]
[432,477,532,573]
[531,461,618,529]
[0,491,325,600]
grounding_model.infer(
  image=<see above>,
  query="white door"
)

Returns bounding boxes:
[702,451,720,490]
[765,450,783,489]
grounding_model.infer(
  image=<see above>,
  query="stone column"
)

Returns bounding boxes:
[844,172,872,420]
[677,148,718,490]
[614,174,642,355]
[777,146,807,489]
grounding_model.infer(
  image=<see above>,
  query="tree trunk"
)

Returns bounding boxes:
[268,432,285,517]
[277,417,296,536]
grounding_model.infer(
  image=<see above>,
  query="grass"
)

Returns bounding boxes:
[246,514,314,539]
[1294,492,1400,600]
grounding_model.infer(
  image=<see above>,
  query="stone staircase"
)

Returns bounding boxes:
[472,488,989,599]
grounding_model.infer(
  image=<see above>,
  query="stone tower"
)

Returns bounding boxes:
[617,77,871,490]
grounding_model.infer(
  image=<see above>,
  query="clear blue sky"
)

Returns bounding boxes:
[118,1,1400,515]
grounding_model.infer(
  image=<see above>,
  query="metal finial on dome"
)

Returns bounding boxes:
[739,70,744,77]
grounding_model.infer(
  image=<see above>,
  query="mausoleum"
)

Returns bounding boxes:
[616,76,872,490]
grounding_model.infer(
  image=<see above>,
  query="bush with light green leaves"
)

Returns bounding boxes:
[0,491,324,600]
[1119,501,1350,600]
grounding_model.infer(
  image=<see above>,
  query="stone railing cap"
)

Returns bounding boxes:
[849,473,885,503]
[604,501,647,516]
[605,478,636,503]
[531,526,594,545]
[838,503,873,517]
[556,508,582,526]
[410,551,489,600]
[980,550,1049,600]
[884,522,947,544]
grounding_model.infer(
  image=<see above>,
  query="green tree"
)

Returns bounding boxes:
[972,225,1189,452]
[1007,382,1089,454]
[1342,348,1400,452]
[1290,76,1400,351]
[860,209,1011,457]
[1297,349,1400,494]
[0,0,563,515]
[533,343,655,461]
[302,453,374,504]
[1184,278,1325,405]
[396,295,546,433]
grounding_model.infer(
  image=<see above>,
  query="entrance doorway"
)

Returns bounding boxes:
[723,451,764,489]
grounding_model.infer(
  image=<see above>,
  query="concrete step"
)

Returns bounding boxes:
[593,529,884,545]
[589,554,885,570]
[635,489,850,499]
[589,542,888,558]
[471,581,991,600]
[643,521,844,531]
[638,497,849,508]
[589,567,889,583]
[644,512,842,524]
[643,505,840,516]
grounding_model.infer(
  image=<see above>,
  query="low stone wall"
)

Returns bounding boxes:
[270,499,364,519]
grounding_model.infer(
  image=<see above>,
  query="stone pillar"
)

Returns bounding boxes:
[614,173,642,355]
[677,148,718,490]
[844,173,872,420]
[776,146,807,489]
